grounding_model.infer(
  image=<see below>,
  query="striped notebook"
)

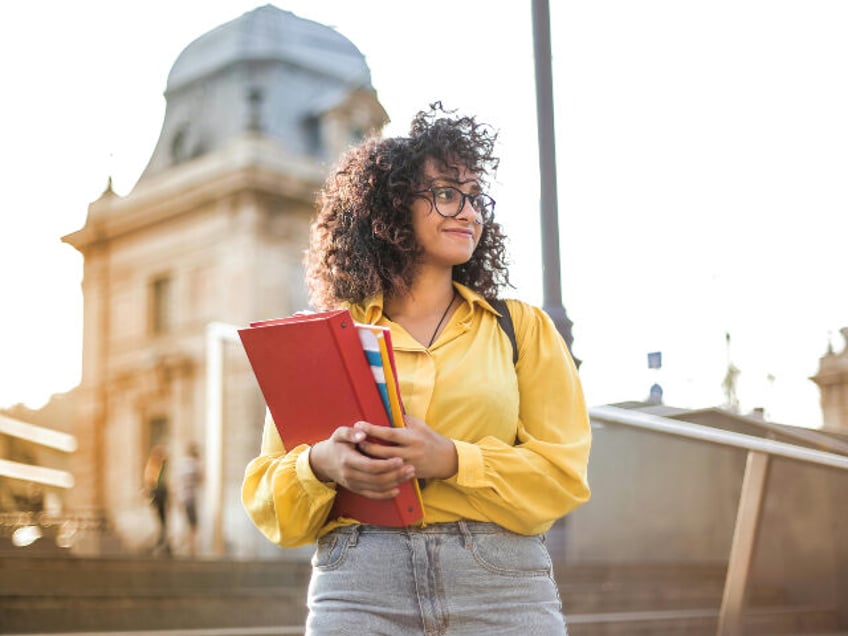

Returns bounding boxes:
[357,326,393,420]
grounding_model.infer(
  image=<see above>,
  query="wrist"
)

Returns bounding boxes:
[308,443,333,483]
[438,438,459,480]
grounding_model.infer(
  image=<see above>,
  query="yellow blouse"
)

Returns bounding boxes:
[241,282,591,547]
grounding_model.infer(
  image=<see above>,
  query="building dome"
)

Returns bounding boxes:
[166,5,371,92]
[137,4,383,185]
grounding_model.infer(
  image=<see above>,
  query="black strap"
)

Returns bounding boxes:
[491,299,518,366]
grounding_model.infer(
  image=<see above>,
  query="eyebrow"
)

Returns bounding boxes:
[424,175,482,192]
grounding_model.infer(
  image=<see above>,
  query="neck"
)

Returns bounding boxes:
[384,267,455,320]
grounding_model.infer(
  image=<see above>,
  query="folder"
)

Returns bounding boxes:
[378,329,406,427]
[357,325,406,428]
[357,325,425,499]
[238,309,423,527]
[356,327,392,421]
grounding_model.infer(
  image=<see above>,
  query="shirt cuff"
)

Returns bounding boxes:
[295,447,337,498]
[450,440,485,488]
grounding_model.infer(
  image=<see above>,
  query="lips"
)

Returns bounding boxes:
[444,227,475,239]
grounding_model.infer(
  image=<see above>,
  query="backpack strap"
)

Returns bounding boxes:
[491,299,518,366]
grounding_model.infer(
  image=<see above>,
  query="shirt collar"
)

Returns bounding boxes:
[351,282,502,324]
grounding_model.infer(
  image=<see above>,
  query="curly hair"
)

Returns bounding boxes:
[305,103,512,309]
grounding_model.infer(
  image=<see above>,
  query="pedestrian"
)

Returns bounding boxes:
[143,444,171,556]
[241,102,591,634]
[175,441,203,557]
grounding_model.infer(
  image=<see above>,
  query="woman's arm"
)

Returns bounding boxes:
[355,301,591,535]
[241,412,420,547]
[444,300,591,533]
[241,413,338,547]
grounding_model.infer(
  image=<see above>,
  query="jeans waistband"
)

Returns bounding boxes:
[334,520,509,537]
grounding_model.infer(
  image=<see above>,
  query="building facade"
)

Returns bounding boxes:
[61,5,387,557]
[811,327,848,435]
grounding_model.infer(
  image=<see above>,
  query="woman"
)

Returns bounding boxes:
[143,444,171,556]
[242,103,591,635]
[175,441,203,557]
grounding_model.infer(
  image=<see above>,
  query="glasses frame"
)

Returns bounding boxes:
[413,186,496,225]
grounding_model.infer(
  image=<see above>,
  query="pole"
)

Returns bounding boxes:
[205,324,225,556]
[204,322,240,556]
[532,0,578,363]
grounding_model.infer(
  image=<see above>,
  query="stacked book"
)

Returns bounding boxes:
[238,309,423,526]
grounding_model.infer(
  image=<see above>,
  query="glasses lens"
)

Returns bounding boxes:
[432,187,461,217]
[473,194,495,223]
[428,187,495,223]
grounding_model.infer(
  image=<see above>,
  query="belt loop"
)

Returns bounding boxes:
[458,519,473,549]
[349,524,362,547]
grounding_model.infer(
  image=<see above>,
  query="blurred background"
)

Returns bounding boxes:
[2,0,848,424]
[1,3,847,635]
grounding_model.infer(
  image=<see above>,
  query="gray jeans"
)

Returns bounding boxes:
[306,521,567,636]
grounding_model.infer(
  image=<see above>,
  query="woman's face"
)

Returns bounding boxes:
[410,160,484,269]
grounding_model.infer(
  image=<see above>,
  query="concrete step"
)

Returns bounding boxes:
[556,561,783,613]
[4,631,304,636]
[2,555,844,635]
[566,605,843,636]
[1,554,312,596]
[0,555,311,633]
[1,595,307,633]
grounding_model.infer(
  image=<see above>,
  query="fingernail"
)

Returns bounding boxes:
[353,431,365,441]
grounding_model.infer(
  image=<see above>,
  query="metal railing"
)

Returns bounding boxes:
[0,414,76,489]
[588,404,848,636]
[0,413,79,547]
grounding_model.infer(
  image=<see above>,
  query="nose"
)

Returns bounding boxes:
[457,195,482,225]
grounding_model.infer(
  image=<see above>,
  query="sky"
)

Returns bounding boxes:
[1,1,847,428]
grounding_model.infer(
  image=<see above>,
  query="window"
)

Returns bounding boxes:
[350,127,365,145]
[145,416,169,457]
[304,116,323,157]
[170,126,188,164]
[150,275,173,335]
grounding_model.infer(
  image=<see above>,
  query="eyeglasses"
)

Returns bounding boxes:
[413,186,496,225]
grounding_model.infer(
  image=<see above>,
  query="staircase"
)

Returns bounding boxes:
[556,563,845,635]
[0,554,310,633]
[1,555,844,634]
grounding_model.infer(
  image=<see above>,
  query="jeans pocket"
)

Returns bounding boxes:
[311,530,354,570]
[467,529,552,576]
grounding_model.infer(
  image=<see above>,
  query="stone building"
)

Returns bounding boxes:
[61,4,387,556]
[811,327,848,435]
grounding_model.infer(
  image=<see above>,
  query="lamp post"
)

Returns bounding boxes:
[532,0,578,364]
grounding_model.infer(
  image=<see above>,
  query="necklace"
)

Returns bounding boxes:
[427,290,458,348]
[383,290,458,348]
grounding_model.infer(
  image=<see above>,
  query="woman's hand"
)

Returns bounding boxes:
[353,416,459,480]
[309,426,415,499]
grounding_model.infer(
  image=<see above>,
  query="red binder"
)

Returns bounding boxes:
[238,309,423,527]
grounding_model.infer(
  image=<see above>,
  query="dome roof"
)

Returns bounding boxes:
[167,4,372,92]
[135,4,386,185]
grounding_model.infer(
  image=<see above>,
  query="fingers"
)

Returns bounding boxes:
[330,425,368,445]
[329,431,414,496]
[342,459,415,498]
[402,414,427,429]
[317,423,421,498]
[353,420,405,443]
[353,423,410,462]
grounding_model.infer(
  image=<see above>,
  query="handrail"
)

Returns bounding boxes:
[0,414,77,453]
[0,415,76,489]
[0,458,74,489]
[589,405,848,471]
[587,404,847,636]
